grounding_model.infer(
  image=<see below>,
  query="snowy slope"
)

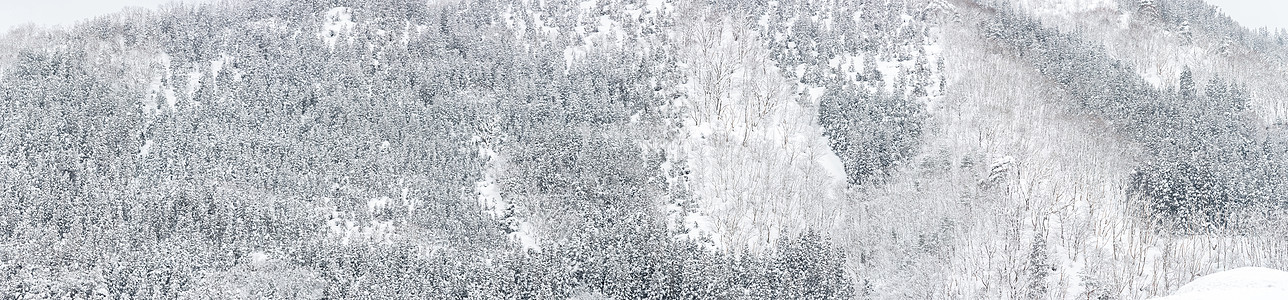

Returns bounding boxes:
[845,10,1143,297]
[1151,267,1288,300]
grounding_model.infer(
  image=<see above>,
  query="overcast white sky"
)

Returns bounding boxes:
[1204,0,1288,31]
[0,0,1284,33]
[0,0,182,33]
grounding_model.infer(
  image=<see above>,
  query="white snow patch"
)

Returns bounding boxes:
[561,2,629,71]
[510,221,541,252]
[367,196,391,215]
[645,0,667,15]
[501,6,517,29]
[681,210,720,248]
[138,140,154,158]
[805,86,826,104]
[163,86,177,111]
[208,53,230,93]
[334,218,396,246]
[530,11,559,36]
[143,77,161,115]
[319,198,398,246]
[146,53,178,113]
[474,136,505,219]
[400,21,414,46]
[475,173,503,218]
[1151,267,1288,300]
[471,135,540,251]
[401,187,417,212]
[210,54,227,78]
[185,71,203,101]
[925,43,944,57]
[247,18,289,31]
[876,60,905,94]
[247,251,271,265]
[577,0,596,12]
[816,152,847,183]
[321,7,356,50]
[162,54,175,110]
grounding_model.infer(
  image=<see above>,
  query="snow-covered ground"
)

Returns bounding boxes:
[320,7,355,50]
[1151,267,1288,300]
[472,135,540,251]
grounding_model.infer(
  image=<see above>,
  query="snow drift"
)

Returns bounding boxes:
[1151,267,1288,300]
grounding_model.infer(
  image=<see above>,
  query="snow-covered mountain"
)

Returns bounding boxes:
[0,0,1285,298]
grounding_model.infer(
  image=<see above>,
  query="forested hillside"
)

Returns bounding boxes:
[0,0,1285,298]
